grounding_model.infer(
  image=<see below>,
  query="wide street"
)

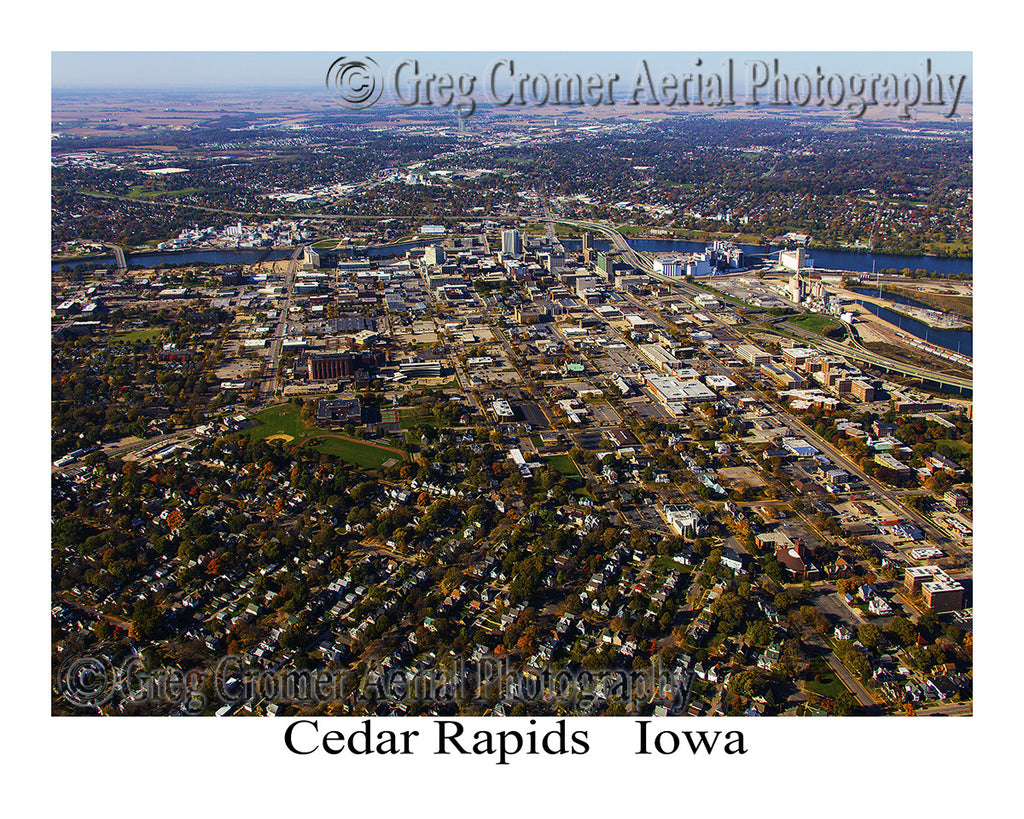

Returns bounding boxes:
[258,244,303,402]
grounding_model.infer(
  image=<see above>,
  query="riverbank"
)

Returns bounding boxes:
[858,284,973,321]
[847,291,971,331]
[847,301,972,365]
[807,243,972,261]
[51,243,293,264]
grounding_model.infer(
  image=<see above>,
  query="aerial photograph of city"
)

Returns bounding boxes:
[49,49,978,729]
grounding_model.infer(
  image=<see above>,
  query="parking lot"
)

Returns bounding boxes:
[589,403,622,425]
[517,401,550,430]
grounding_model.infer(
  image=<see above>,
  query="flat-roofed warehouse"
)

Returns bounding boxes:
[705,374,737,391]
[644,374,715,415]
[492,399,515,418]
[624,314,657,331]
[638,344,683,373]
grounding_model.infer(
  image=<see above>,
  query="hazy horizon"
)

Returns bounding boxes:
[52,51,973,96]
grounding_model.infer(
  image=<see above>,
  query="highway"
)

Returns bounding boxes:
[661,274,970,390]
[780,321,972,391]
[539,216,655,272]
[699,338,963,557]
[514,234,920,713]
[536,184,558,246]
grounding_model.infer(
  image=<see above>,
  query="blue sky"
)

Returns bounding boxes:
[52,52,972,94]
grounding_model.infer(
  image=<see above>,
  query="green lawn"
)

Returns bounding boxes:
[651,554,694,575]
[788,313,844,337]
[311,437,397,468]
[399,408,434,430]
[545,453,581,477]
[110,328,162,344]
[245,403,313,441]
[803,657,847,699]
[935,438,972,456]
[926,241,972,258]
[127,185,203,200]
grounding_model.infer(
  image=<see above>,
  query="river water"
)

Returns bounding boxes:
[560,238,972,278]
[853,299,972,357]
[51,247,295,272]
[848,286,967,314]
[848,286,972,356]
[51,240,437,272]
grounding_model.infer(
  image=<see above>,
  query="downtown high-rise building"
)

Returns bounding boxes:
[582,231,593,265]
[502,228,521,257]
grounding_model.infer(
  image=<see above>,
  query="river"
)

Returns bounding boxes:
[853,299,972,357]
[50,241,431,272]
[848,286,967,315]
[808,248,971,277]
[561,238,972,277]
[51,247,295,272]
[54,237,973,279]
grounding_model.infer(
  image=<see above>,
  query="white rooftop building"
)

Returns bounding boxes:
[644,374,715,414]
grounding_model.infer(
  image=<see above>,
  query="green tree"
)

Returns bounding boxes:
[745,619,773,648]
[129,599,159,643]
[857,623,881,649]
[799,605,828,634]
[887,616,917,647]
[831,691,857,716]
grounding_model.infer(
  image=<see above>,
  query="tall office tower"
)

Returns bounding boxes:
[582,231,593,265]
[424,245,446,266]
[502,229,521,257]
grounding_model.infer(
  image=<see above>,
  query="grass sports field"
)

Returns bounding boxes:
[110,328,162,343]
[245,403,406,469]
